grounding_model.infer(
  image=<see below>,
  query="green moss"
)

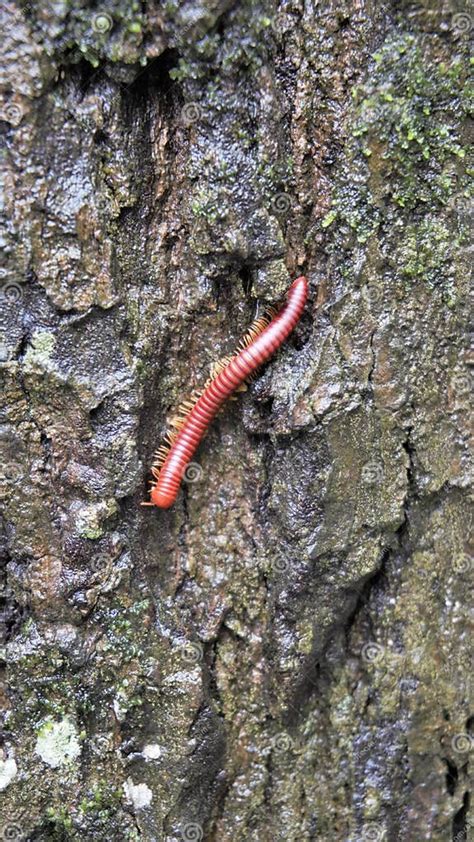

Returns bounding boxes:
[80,526,104,540]
[45,807,73,831]
[96,598,151,663]
[321,209,338,228]
[169,60,195,83]
[350,34,471,209]
[169,0,274,82]
[396,217,455,282]
[321,32,470,301]
[79,782,122,815]
[190,187,222,224]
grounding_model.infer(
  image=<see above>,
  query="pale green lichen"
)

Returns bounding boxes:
[349,34,470,209]
[23,332,56,370]
[321,32,470,299]
[35,716,82,768]
[74,498,119,539]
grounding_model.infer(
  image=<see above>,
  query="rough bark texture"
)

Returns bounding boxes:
[1,1,472,840]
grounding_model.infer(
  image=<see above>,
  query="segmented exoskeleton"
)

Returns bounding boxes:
[144,275,309,509]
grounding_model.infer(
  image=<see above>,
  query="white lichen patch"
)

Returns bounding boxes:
[142,743,162,760]
[0,756,18,790]
[35,717,82,768]
[123,777,153,809]
[112,696,128,723]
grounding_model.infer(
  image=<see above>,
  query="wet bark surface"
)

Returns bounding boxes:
[0,1,472,840]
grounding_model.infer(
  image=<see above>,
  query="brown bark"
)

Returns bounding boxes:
[1,1,472,840]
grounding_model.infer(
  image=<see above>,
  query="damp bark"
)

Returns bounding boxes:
[0,2,472,841]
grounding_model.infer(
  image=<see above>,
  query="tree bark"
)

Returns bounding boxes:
[1,1,472,840]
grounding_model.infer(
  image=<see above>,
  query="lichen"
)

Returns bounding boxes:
[0,757,18,791]
[321,32,471,301]
[73,499,119,540]
[35,716,82,768]
[23,332,56,370]
[123,778,153,809]
[349,33,470,209]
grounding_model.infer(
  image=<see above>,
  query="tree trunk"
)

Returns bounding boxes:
[1,1,471,840]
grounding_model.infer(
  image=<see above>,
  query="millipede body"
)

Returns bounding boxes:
[146,275,308,509]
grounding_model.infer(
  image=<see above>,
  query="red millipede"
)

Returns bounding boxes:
[144,275,308,509]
